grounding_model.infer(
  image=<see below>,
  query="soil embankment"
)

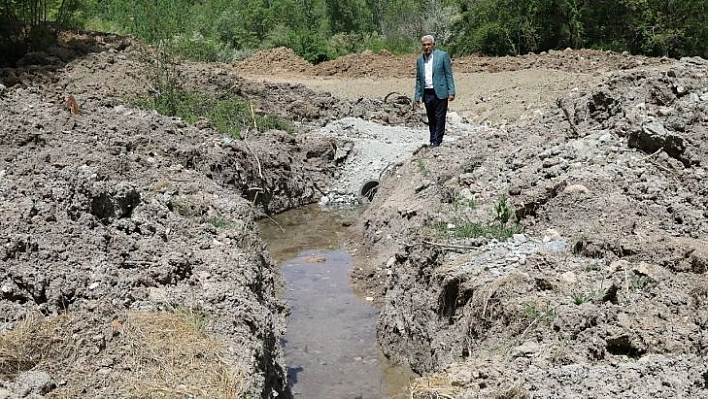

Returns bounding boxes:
[1,32,706,398]
[354,58,708,397]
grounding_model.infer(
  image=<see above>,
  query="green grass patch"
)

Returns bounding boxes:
[523,301,557,326]
[136,85,293,138]
[207,216,233,229]
[415,159,430,176]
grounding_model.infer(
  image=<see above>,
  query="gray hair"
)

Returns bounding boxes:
[421,35,435,44]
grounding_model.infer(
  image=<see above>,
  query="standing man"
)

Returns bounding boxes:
[414,35,456,147]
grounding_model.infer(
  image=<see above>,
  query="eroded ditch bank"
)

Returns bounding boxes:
[353,57,708,398]
[259,204,415,398]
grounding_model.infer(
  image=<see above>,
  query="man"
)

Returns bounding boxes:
[413,35,456,147]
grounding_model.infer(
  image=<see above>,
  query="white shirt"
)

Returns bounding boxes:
[424,53,434,89]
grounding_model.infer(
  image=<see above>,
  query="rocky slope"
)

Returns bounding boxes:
[0,34,402,398]
[357,57,708,397]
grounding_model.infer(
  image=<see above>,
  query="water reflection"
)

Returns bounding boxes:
[259,205,415,399]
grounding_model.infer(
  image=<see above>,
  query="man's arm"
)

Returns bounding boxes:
[443,52,456,101]
[413,58,423,103]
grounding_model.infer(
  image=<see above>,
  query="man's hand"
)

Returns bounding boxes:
[414,100,422,108]
[449,95,455,102]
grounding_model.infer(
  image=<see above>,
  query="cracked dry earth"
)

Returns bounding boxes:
[1,32,708,399]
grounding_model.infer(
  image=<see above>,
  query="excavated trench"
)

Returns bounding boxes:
[259,204,415,398]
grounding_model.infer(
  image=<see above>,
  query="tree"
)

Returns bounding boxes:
[0,0,82,66]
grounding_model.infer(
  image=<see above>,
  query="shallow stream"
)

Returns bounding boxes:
[259,204,413,398]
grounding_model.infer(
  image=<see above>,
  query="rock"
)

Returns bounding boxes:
[544,240,567,252]
[458,173,475,186]
[563,184,589,194]
[633,262,666,282]
[511,341,540,357]
[449,368,473,386]
[512,233,527,243]
[561,271,577,284]
[11,371,55,397]
[543,229,562,241]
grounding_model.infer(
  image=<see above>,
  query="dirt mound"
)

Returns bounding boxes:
[357,57,708,397]
[454,48,670,74]
[0,39,361,397]
[313,50,416,78]
[235,47,313,75]
[236,47,670,80]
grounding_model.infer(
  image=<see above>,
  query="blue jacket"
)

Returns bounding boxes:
[414,48,456,101]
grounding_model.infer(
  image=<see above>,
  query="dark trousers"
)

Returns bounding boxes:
[424,88,448,146]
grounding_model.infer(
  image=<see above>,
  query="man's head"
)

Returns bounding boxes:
[421,35,435,55]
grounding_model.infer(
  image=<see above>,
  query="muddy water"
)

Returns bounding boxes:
[259,204,414,399]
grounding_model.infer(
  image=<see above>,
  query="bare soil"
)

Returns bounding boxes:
[1,32,706,399]
[236,47,672,126]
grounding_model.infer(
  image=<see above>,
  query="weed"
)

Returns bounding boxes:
[207,216,233,229]
[571,289,604,305]
[415,159,430,176]
[452,195,476,212]
[0,312,64,379]
[175,306,209,333]
[426,217,522,241]
[522,301,556,326]
[137,86,293,138]
[443,221,522,241]
[135,53,292,138]
[494,195,513,225]
[169,196,193,216]
[629,275,649,291]
[584,262,601,272]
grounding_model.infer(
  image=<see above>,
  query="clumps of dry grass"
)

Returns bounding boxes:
[409,374,462,399]
[0,312,68,380]
[471,273,532,323]
[410,372,528,399]
[495,384,530,399]
[0,310,248,398]
[108,310,247,399]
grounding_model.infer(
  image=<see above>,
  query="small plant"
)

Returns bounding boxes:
[452,221,523,241]
[629,275,649,291]
[169,196,191,216]
[584,262,602,272]
[523,301,556,326]
[136,83,293,138]
[452,195,476,212]
[415,159,430,176]
[175,306,209,333]
[207,216,233,229]
[494,195,513,225]
[571,289,603,305]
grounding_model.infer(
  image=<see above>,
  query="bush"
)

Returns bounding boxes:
[0,0,82,65]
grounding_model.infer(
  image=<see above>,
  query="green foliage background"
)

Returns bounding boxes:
[1,0,705,66]
[450,0,706,58]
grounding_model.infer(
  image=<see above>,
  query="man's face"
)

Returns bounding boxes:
[422,39,434,55]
